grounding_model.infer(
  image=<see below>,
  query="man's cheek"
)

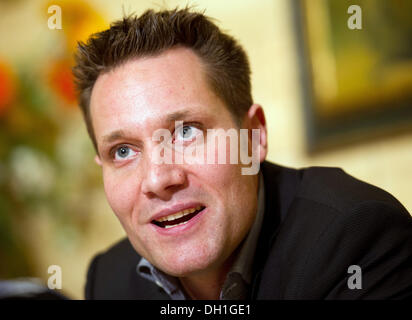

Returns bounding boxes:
[103,177,134,220]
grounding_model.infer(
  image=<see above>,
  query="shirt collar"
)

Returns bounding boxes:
[137,258,187,299]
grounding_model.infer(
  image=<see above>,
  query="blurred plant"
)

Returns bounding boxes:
[0,0,107,278]
[0,61,16,116]
[48,58,77,105]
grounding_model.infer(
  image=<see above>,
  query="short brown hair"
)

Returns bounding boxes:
[73,7,253,152]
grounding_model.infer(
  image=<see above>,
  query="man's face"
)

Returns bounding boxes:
[90,47,262,277]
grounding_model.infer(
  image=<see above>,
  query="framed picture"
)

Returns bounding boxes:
[292,0,412,153]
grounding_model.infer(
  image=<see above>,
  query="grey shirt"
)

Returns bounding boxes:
[137,173,265,300]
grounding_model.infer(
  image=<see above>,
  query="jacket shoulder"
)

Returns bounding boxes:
[296,166,408,214]
[257,163,412,299]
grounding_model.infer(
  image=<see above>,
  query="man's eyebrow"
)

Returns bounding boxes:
[101,110,201,144]
[102,130,126,144]
[166,109,200,122]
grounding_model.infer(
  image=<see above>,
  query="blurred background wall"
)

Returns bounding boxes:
[0,0,411,299]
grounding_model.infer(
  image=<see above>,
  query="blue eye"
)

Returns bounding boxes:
[114,146,138,161]
[181,126,192,138]
[116,146,130,158]
[175,125,201,142]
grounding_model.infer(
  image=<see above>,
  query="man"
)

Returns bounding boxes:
[73,8,412,300]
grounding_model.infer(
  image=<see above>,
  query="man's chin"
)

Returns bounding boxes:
[152,253,220,278]
[154,261,212,278]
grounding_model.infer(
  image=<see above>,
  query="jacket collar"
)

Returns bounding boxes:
[250,161,301,299]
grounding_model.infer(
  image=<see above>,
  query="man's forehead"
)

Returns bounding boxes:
[93,47,206,94]
[90,48,213,118]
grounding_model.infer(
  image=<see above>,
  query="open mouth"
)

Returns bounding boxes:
[152,206,206,229]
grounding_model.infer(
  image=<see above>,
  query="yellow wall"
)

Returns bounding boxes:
[1,0,411,299]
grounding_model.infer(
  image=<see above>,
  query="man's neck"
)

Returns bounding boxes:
[178,250,238,300]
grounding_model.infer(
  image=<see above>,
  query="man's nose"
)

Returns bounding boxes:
[141,162,187,199]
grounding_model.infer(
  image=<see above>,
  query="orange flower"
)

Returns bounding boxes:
[0,60,16,115]
[48,59,76,105]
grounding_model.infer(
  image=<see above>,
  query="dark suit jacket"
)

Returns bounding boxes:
[85,161,412,299]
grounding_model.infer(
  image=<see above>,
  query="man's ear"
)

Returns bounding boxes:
[94,155,102,166]
[243,104,268,163]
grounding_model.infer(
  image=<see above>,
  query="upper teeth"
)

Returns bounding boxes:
[156,206,202,222]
